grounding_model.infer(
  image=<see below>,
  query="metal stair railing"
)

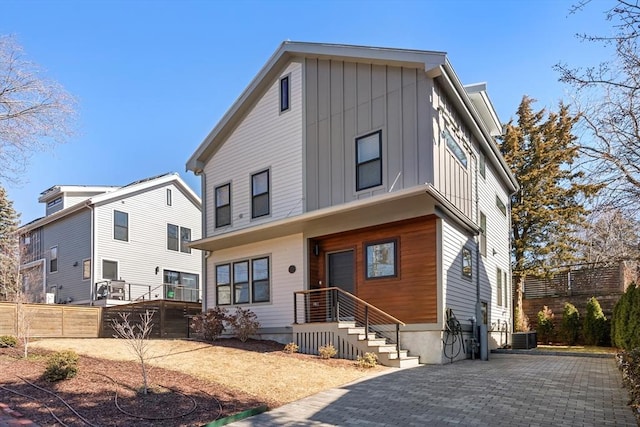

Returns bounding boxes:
[293,287,406,359]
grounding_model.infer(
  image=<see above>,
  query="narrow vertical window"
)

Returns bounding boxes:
[496,195,507,216]
[479,152,486,179]
[356,131,382,191]
[462,247,472,279]
[215,183,231,227]
[82,259,91,280]
[503,271,509,308]
[166,188,172,206]
[497,268,503,307]
[280,75,290,112]
[50,246,58,273]
[216,264,231,305]
[180,227,192,253]
[480,212,487,257]
[251,170,270,218]
[252,257,270,303]
[167,224,179,251]
[233,261,249,304]
[114,210,129,241]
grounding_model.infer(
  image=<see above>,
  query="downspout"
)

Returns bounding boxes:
[86,201,95,305]
[470,151,482,357]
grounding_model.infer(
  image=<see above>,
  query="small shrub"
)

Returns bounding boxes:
[283,342,299,354]
[561,303,580,346]
[583,296,607,346]
[191,307,229,341]
[612,283,640,350]
[0,335,18,348]
[228,307,260,342]
[43,350,79,382]
[318,344,337,359]
[356,352,378,368]
[536,306,555,344]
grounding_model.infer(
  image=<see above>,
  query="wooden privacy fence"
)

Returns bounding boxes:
[100,300,202,338]
[0,302,102,338]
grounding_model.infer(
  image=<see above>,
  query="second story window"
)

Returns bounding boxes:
[50,246,58,273]
[215,183,231,228]
[114,210,128,242]
[356,130,382,191]
[166,188,172,206]
[479,152,486,179]
[280,75,290,112]
[480,212,487,257]
[443,128,467,168]
[496,195,507,216]
[180,227,192,253]
[167,224,179,251]
[251,170,270,218]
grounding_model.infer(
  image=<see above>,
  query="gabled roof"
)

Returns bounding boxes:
[186,41,518,192]
[19,173,201,232]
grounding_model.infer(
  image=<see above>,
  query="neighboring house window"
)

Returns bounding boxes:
[166,189,172,206]
[216,256,271,305]
[114,210,129,241]
[215,183,231,228]
[103,260,118,280]
[356,131,382,191]
[180,227,192,253]
[462,247,472,279]
[496,196,507,216]
[503,271,509,308]
[167,224,179,251]
[251,170,270,218]
[479,151,486,179]
[82,259,91,280]
[47,197,62,209]
[480,212,487,257]
[49,246,58,273]
[443,128,467,168]
[280,75,290,112]
[497,268,503,307]
[365,239,397,279]
[163,269,199,302]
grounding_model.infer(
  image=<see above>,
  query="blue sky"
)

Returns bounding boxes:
[3,0,611,223]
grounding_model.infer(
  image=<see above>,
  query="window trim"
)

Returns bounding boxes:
[251,169,270,219]
[356,130,383,192]
[215,182,232,228]
[280,74,290,113]
[497,267,503,307]
[496,195,507,216]
[82,258,91,281]
[442,127,468,168]
[215,256,271,306]
[233,261,250,304]
[113,210,129,242]
[216,264,231,306]
[364,238,398,280]
[251,257,270,303]
[49,246,58,273]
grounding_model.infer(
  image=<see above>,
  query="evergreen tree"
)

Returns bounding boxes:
[583,296,607,346]
[561,302,581,346]
[500,97,601,329]
[0,186,20,300]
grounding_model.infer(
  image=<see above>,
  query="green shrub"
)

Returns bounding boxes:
[43,350,79,382]
[355,352,378,368]
[228,307,260,342]
[283,342,299,354]
[318,344,337,359]
[190,307,229,341]
[536,306,555,344]
[0,335,18,348]
[611,283,640,350]
[583,296,607,346]
[561,303,580,346]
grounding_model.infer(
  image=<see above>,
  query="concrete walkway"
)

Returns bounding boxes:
[232,353,638,426]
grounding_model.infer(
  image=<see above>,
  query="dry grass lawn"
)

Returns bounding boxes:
[30,338,388,406]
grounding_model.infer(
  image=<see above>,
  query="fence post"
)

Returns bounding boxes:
[396,324,400,359]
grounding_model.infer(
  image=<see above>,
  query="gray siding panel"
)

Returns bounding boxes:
[402,68,418,186]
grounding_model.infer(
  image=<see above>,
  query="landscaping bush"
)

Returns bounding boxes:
[283,342,299,354]
[228,307,260,342]
[583,296,607,346]
[43,350,79,382]
[616,348,640,420]
[561,303,580,346]
[0,335,18,348]
[190,307,229,341]
[611,283,640,350]
[536,306,555,344]
[318,344,337,359]
[356,352,378,368]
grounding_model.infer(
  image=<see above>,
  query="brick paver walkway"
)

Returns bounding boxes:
[232,353,637,426]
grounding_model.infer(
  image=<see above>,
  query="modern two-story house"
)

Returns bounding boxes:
[186,42,518,364]
[19,173,202,306]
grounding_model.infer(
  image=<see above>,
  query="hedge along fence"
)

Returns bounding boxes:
[611,283,640,350]
[0,302,102,338]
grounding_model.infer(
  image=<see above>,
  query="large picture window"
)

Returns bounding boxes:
[365,239,397,279]
[251,170,270,218]
[215,183,231,227]
[356,131,382,191]
[114,210,129,241]
[163,269,199,302]
[216,256,271,305]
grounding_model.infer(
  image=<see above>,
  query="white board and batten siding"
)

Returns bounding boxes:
[93,182,201,299]
[206,234,304,329]
[204,61,303,238]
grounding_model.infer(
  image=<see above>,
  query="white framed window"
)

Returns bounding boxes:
[180,227,192,253]
[479,151,486,179]
[216,256,271,305]
[166,188,172,206]
[114,210,129,241]
[497,267,503,307]
[167,224,179,251]
[480,212,487,257]
[496,195,507,216]
[49,246,58,273]
[356,130,382,191]
[102,259,118,280]
[251,170,270,218]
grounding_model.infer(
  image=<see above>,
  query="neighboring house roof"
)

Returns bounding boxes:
[186,41,518,192]
[19,172,201,233]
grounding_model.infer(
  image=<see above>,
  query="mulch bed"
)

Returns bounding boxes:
[0,339,286,426]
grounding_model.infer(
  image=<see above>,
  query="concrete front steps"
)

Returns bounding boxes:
[293,322,420,368]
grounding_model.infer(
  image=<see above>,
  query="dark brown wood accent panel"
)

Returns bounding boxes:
[309,215,438,324]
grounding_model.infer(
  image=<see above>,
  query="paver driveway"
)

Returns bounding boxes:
[232,353,637,426]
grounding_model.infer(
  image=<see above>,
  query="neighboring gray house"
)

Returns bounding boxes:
[19,173,202,306]
[186,42,518,365]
